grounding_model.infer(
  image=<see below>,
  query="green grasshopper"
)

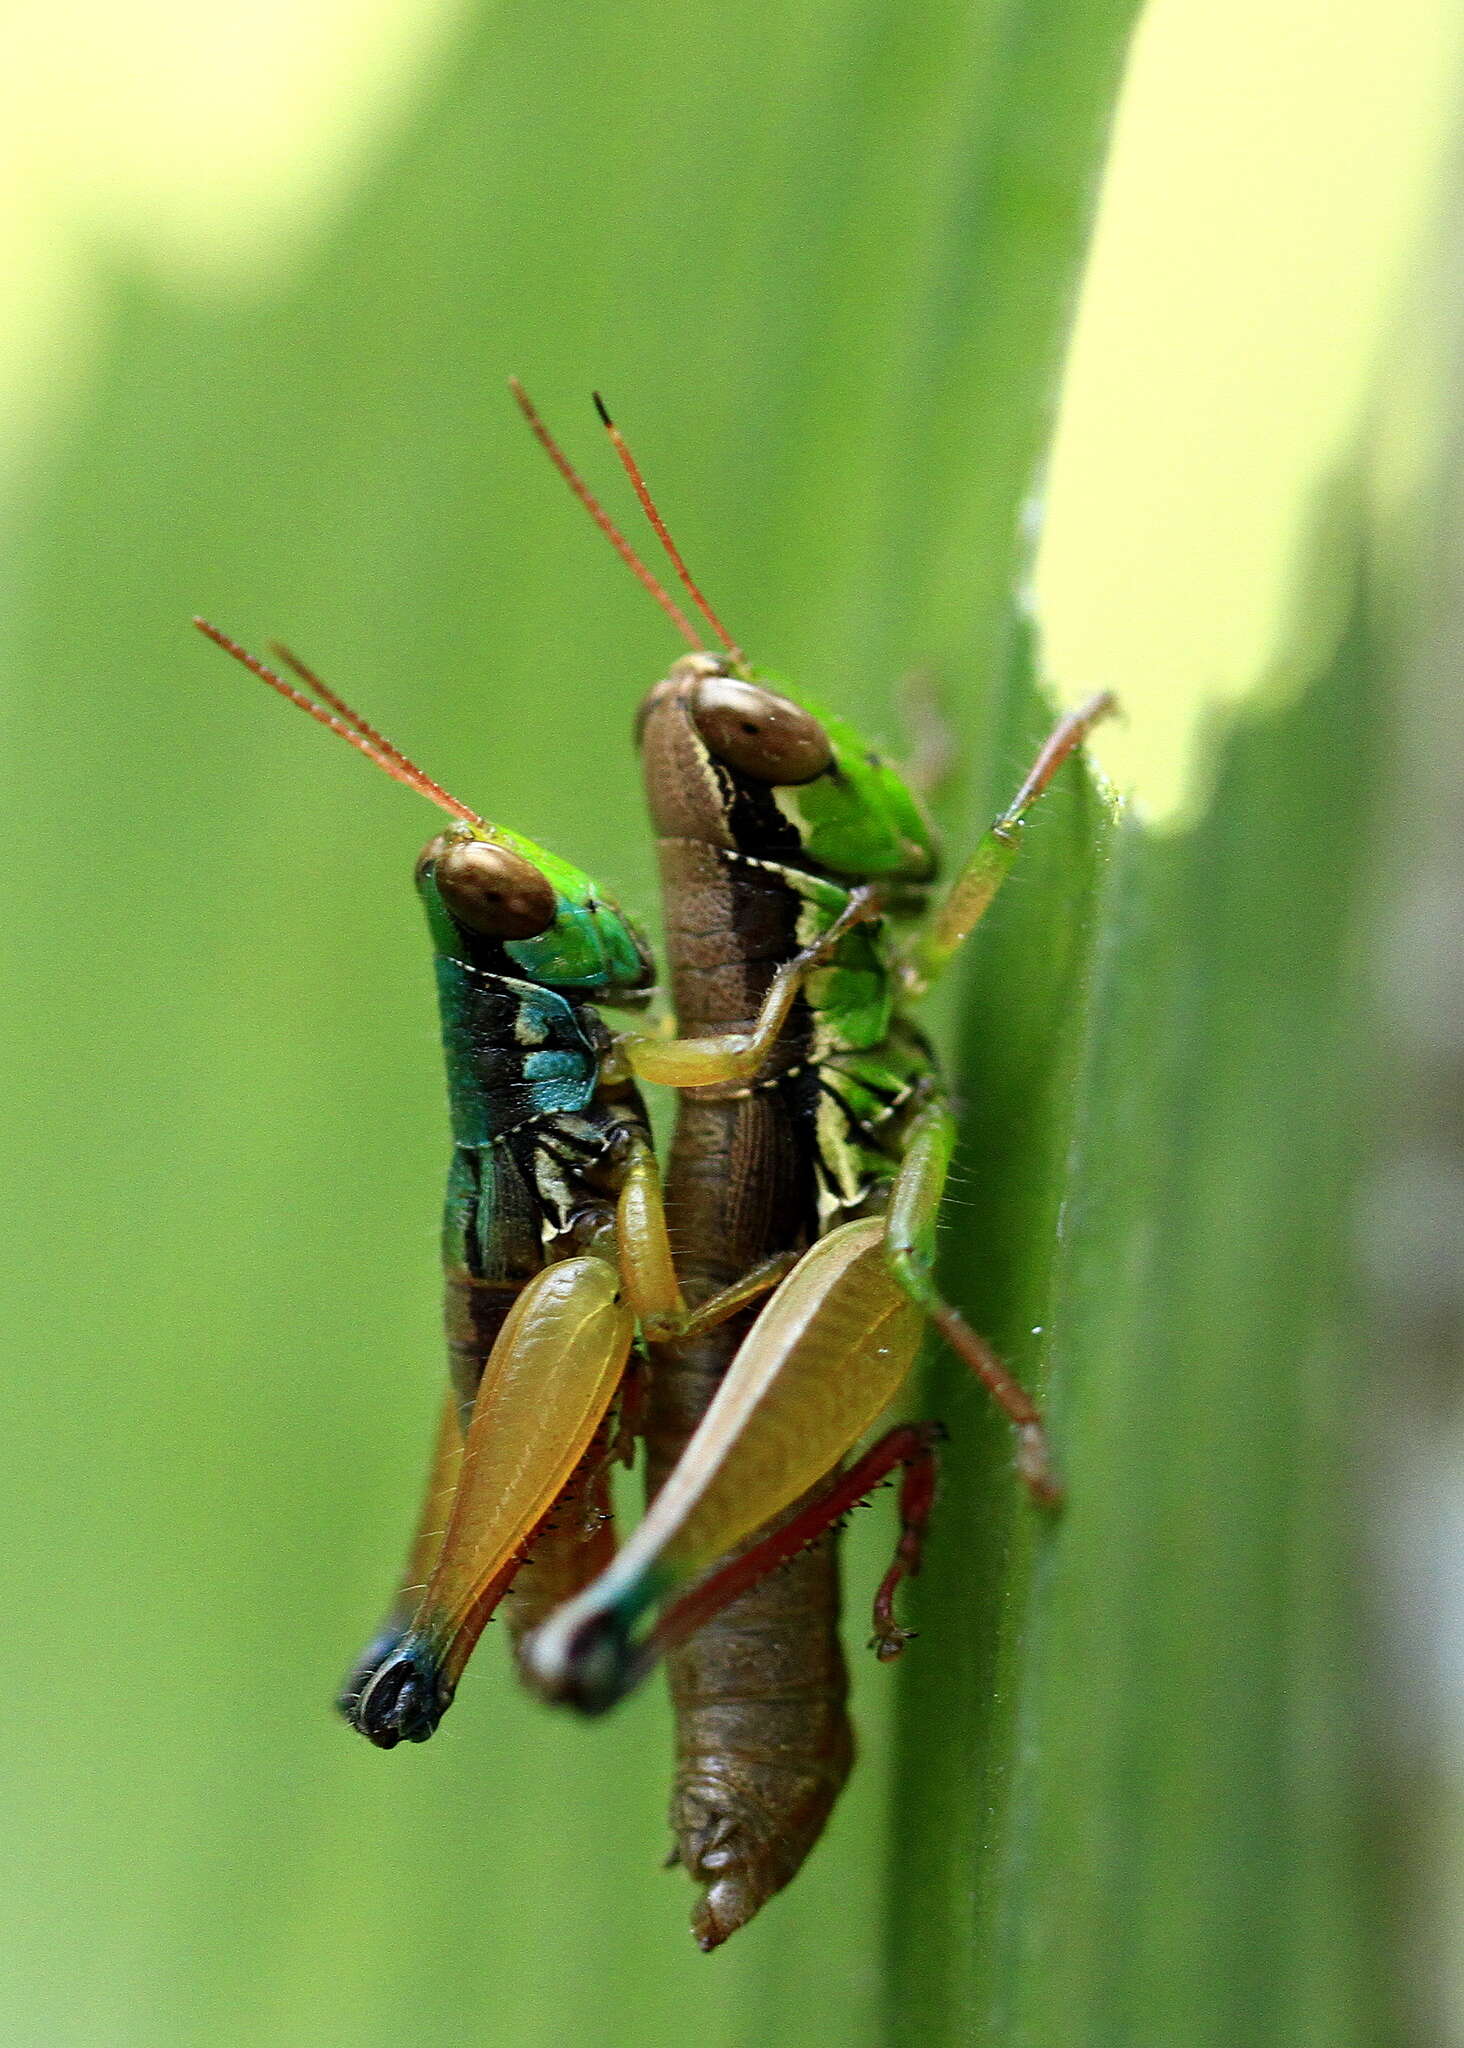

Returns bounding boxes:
[504,394,1112,1944]
[194,619,798,1748]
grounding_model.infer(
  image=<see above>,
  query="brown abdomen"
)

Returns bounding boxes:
[648,839,852,1950]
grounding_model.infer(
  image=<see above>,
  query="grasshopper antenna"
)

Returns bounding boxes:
[193,618,486,827]
[267,640,413,763]
[508,378,702,652]
[592,392,748,674]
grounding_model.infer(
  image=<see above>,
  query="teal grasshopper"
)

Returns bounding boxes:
[510,398,1115,1726]
[194,620,796,1746]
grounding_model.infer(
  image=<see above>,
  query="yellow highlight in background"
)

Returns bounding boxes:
[1040,0,1459,812]
[0,0,1457,814]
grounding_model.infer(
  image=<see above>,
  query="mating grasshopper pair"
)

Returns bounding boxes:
[198,387,1110,1948]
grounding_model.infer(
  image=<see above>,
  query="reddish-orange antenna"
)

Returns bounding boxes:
[193,618,486,827]
[508,378,701,651]
[267,640,418,769]
[592,392,747,673]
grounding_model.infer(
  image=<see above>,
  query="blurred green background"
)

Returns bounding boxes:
[0,2,1459,2044]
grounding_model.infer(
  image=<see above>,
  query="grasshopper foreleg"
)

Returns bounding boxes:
[624,885,881,1090]
[903,692,1115,996]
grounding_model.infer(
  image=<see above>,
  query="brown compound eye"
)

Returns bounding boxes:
[691,678,834,785]
[432,837,558,940]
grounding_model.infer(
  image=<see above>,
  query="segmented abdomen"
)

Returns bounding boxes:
[648,1220,853,1947]
[649,842,853,1948]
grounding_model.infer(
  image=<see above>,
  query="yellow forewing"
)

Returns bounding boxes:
[420,1255,633,1638]
[618,1219,921,1594]
[663,1219,922,1566]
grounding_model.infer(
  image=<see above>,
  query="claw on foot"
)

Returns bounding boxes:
[870,1621,917,1662]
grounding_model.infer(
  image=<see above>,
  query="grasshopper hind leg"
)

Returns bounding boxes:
[345,1438,619,1748]
[343,1256,634,1749]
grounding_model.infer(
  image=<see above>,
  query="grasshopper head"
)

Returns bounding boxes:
[417,821,654,1006]
[637,655,937,891]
